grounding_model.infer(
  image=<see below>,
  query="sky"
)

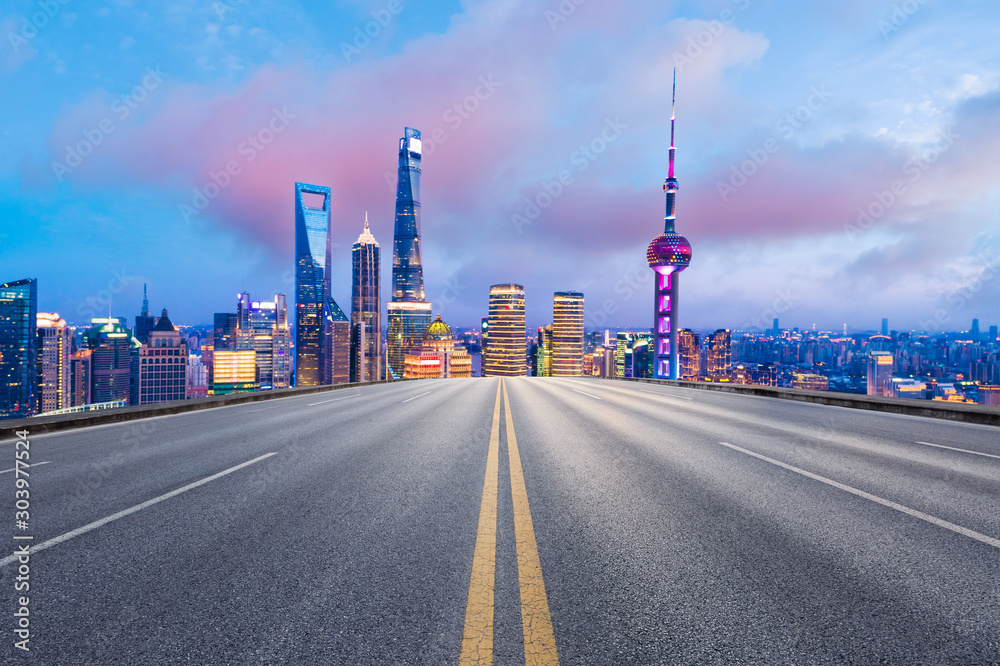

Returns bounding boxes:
[2,0,999,334]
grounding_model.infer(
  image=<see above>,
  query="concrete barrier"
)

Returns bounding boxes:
[610,377,1000,427]
[0,380,405,440]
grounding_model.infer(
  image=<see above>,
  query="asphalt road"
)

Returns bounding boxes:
[1,377,998,664]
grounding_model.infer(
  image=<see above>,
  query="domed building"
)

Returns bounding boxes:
[403,315,472,379]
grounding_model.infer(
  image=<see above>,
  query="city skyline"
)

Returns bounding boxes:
[4,2,998,332]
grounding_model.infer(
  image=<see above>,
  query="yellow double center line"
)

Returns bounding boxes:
[459,379,559,666]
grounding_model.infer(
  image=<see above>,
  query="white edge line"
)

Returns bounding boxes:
[0,460,51,475]
[571,388,602,400]
[308,396,355,406]
[718,441,1000,550]
[402,391,433,403]
[915,441,1000,461]
[0,452,278,567]
[636,388,693,401]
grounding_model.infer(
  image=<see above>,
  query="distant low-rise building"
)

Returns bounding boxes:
[792,373,829,391]
[404,316,472,379]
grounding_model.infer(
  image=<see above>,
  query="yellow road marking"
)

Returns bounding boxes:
[458,380,502,665]
[503,379,560,665]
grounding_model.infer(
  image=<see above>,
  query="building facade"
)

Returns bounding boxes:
[212,350,257,395]
[867,351,894,396]
[137,310,188,405]
[351,214,381,382]
[707,329,732,378]
[0,278,37,419]
[484,284,526,377]
[387,128,433,378]
[551,291,584,376]
[294,182,333,386]
[36,312,71,413]
[84,318,136,404]
[403,316,472,379]
[326,298,351,386]
[677,328,700,379]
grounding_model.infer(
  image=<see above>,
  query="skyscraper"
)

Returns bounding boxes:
[536,325,552,377]
[294,182,333,386]
[881,318,889,337]
[678,328,700,379]
[387,128,433,378]
[234,294,291,390]
[351,213,381,382]
[84,318,135,404]
[646,70,693,380]
[213,312,238,352]
[551,291,584,376]
[990,325,998,342]
[484,284,526,377]
[135,284,156,345]
[321,298,349,385]
[137,309,188,405]
[867,351,894,396]
[37,312,71,413]
[707,329,732,378]
[0,279,38,419]
[970,318,981,341]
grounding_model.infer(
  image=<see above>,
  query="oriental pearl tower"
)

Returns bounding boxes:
[647,69,693,380]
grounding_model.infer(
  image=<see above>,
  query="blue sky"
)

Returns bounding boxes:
[2,0,999,334]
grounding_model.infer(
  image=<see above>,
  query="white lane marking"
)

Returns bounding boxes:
[308,396,356,406]
[718,441,1000,550]
[0,461,51,475]
[915,441,1000,461]
[571,388,602,400]
[402,391,433,403]
[636,389,693,401]
[0,452,278,567]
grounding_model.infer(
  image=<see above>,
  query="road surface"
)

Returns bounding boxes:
[1,377,998,664]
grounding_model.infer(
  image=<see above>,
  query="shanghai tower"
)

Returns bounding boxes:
[387,127,432,378]
[647,70,692,380]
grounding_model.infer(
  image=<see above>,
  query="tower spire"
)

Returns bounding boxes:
[141,283,149,317]
[364,211,369,232]
[663,67,679,233]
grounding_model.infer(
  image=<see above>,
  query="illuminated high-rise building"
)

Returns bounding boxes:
[325,298,351,386]
[387,128,433,378]
[137,309,188,405]
[236,294,291,390]
[84,318,136,404]
[70,349,92,407]
[212,350,257,395]
[0,278,37,418]
[677,328,700,380]
[36,312,71,413]
[351,214,381,382]
[707,329,732,378]
[615,332,654,379]
[551,291,584,376]
[646,70,693,380]
[867,351,894,396]
[294,182,333,386]
[536,325,552,377]
[484,284,526,377]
